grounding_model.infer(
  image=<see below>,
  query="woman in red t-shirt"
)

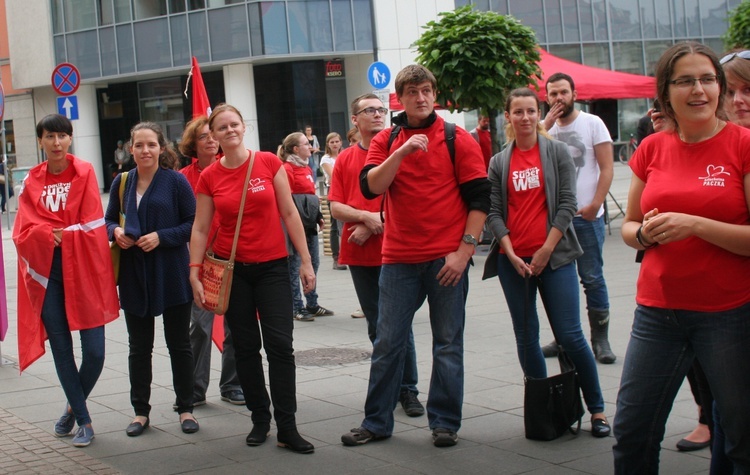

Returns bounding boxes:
[189,104,315,454]
[484,87,610,437]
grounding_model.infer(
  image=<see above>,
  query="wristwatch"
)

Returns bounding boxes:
[462,234,478,247]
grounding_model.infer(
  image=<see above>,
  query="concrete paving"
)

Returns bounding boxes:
[0,162,711,474]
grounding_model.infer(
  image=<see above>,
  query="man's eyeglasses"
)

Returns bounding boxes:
[668,75,719,89]
[355,107,388,116]
[720,50,750,65]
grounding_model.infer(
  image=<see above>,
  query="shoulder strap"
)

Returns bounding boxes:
[445,122,456,164]
[227,151,256,262]
[119,171,128,203]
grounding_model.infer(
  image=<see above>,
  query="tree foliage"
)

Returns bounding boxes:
[724,1,750,50]
[412,6,540,152]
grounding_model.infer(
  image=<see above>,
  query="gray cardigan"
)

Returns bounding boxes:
[482,134,582,279]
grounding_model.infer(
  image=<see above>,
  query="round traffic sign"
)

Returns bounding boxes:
[367,61,391,89]
[51,63,81,96]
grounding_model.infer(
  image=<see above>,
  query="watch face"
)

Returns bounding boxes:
[463,234,477,246]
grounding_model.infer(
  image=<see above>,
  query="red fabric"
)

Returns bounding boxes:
[630,123,750,311]
[366,116,487,263]
[191,56,212,119]
[196,151,287,264]
[475,128,492,169]
[282,162,316,194]
[13,155,120,372]
[328,144,384,266]
[505,144,547,257]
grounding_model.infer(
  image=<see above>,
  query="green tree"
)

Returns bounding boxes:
[724,1,750,50]
[412,5,540,154]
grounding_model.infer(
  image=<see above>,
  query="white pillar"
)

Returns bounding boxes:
[72,85,105,190]
[223,64,259,151]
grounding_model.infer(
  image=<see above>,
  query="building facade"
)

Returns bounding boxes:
[2,0,740,190]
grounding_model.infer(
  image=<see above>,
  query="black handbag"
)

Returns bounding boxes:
[521,274,584,441]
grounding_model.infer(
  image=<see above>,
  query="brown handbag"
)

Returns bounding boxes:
[200,152,255,315]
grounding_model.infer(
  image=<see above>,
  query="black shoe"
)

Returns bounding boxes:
[246,423,271,446]
[591,417,611,438]
[277,429,314,454]
[181,416,200,434]
[306,305,334,317]
[221,390,245,405]
[676,438,710,451]
[541,340,559,358]
[399,391,425,417]
[432,428,458,447]
[341,427,387,446]
[126,418,149,437]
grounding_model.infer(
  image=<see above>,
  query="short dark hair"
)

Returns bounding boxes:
[350,93,380,115]
[36,114,73,138]
[545,72,575,93]
[395,64,437,97]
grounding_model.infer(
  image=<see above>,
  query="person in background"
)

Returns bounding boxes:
[106,122,199,437]
[304,125,321,181]
[320,132,347,270]
[189,104,315,453]
[614,42,750,473]
[114,139,130,173]
[470,114,492,170]
[484,87,610,438]
[14,114,120,447]
[279,132,334,322]
[0,159,13,213]
[178,116,245,408]
[543,72,616,365]
[329,93,424,419]
[347,127,361,146]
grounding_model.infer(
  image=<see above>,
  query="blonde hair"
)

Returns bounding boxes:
[503,88,551,144]
[277,132,306,162]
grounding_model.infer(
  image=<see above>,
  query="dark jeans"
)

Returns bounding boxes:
[224,257,298,431]
[288,232,320,312]
[348,265,418,394]
[189,303,241,401]
[125,302,194,417]
[330,219,341,259]
[41,249,105,427]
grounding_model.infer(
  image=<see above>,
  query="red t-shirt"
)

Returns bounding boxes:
[366,116,487,263]
[475,127,492,169]
[505,143,547,257]
[328,144,384,266]
[283,162,316,194]
[196,151,287,263]
[181,158,220,235]
[42,165,76,216]
[631,123,750,311]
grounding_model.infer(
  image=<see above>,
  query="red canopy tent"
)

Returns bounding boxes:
[388,49,655,109]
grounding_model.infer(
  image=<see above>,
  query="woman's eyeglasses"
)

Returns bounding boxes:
[720,50,750,65]
[668,75,719,89]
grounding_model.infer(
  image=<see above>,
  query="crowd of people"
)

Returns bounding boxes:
[11,42,750,472]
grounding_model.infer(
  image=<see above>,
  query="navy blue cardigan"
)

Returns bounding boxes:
[105,168,196,318]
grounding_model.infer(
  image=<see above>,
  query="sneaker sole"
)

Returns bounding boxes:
[433,436,457,447]
[72,435,94,447]
[221,397,246,405]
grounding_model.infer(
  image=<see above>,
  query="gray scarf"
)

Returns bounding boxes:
[286,153,309,167]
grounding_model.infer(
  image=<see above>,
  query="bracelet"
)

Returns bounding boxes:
[189,263,203,268]
[636,225,658,249]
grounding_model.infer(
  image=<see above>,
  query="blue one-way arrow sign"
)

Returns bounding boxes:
[57,95,79,120]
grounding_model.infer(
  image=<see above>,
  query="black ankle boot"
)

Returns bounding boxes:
[588,309,616,364]
[277,428,314,454]
[246,422,270,446]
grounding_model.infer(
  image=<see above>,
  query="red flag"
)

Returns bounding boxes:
[189,57,212,119]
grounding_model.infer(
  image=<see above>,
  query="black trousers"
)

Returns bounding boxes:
[125,302,194,417]
[224,257,298,431]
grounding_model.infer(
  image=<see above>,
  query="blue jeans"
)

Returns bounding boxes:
[613,303,750,474]
[288,232,320,312]
[41,249,105,427]
[573,216,609,311]
[348,265,418,394]
[189,303,241,401]
[361,258,468,436]
[496,255,604,414]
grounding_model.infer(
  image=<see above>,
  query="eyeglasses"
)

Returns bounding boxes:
[720,50,750,65]
[668,75,719,89]
[355,107,388,116]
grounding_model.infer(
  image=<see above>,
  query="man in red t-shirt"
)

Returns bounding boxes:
[470,114,492,170]
[341,65,490,449]
[329,93,424,419]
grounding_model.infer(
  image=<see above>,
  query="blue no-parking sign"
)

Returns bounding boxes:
[367,61,391,89]
[51,63,80,96]
[57,96,79,120]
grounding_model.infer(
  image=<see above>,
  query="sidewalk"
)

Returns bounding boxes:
[0,163,711,474]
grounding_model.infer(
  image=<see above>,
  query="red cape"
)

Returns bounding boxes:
[13,155,120,371]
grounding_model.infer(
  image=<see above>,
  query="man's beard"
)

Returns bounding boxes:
[559,100,575,118]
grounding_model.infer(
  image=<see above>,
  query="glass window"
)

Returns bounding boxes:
[612,41,645,75]
[189,11,210,60]
[609,0,641,41]
[100,27,118,76]
[208,5,250,61]
[702,0,728,36]
[544,0,563,43]
[138,78,185,130]
[644,40,670,75]
[51,0,64,33]
[490,0,509,15]
[582,42,610,69]
[509,1,545,43]
[578,0,594,41]
[548,44,581,63]
[114,0,132,22]
[99,0,114,25]
[189,0,206,10]
[54,36,66,65]
[619,98,649,142]
[169,0,186,14]
[134,0,167,20]
[332,0,355,51]
[561,0,581,42]
[253,2,290,55]
[288,0,333,53]
[656,1,672,38]
[353,0,372,50]
[639,0,657,39]
[673,0,686,37]
[64,0,98,31]
[472,0,490,10]
[591,0,608,41]
[134,18,172,71]
[685,0,701,37]
[170,15,190,67]
[66,31,100,78]
[116,24,135,73]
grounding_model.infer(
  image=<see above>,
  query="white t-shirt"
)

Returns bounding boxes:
[320,154,336,182]
[548,111,612,218]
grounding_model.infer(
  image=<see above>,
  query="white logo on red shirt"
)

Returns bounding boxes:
[512,167,541,191]
[699,165,729,187]
[249,177,266,193]
[41,182,71,212]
